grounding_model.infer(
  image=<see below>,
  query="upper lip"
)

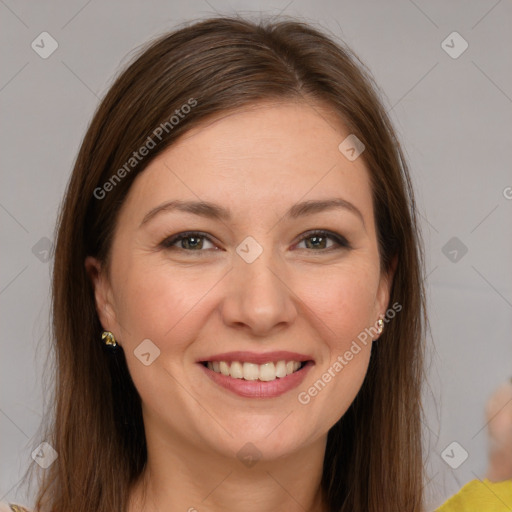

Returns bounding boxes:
[198,351,314,365]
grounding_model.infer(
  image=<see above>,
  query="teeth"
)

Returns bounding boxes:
[219,361,230,376]
[243,362,259,380]
[205,360,304,381]
[275,360,287,378]
[259,362,276,382]
[230,361,244,379]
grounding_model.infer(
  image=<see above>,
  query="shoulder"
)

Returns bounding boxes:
[0,504,31,512]
[436,478,512,511]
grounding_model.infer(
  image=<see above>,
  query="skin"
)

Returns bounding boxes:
[486,380,512,482]
[86,100,395,512]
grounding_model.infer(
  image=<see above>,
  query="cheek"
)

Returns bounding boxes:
[293,263,379,350]
[292,264,377,424]
[112,261,217,349]
[109,262,220,413]
[112,254,380,362]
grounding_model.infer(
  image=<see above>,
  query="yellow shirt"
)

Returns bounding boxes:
[436,478,512,511]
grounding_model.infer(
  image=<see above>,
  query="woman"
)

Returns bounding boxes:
[4,15,509,512]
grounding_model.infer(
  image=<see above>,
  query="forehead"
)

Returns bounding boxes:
[120,101,374,225]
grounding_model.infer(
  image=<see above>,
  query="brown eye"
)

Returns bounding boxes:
[161,231,216,251]
[295,230,350,251]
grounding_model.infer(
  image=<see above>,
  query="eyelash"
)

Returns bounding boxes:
[159,229,350,253]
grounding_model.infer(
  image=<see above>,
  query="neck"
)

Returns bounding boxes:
[128,422,329,512]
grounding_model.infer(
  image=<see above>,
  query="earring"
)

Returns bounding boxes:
[102,331,117,347]
[376,318,384,336]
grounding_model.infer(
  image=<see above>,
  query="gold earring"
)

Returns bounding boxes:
[376,318,384,336]
[102,331,117,347]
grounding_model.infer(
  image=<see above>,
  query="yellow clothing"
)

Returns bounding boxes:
[436,478,512,511]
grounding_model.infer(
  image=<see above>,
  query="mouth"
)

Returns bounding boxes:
[196,352,315,398]
[199,359,310,382]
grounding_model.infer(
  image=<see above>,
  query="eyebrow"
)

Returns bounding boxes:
[139,198,365,228]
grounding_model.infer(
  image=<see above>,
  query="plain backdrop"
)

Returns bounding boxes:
[1,1,511,510]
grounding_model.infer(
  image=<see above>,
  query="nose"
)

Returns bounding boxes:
[220,245,298,337]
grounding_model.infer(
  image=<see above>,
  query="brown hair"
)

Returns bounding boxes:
[26,15,427,512]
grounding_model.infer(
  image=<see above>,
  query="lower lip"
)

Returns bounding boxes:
[198,361,314,398]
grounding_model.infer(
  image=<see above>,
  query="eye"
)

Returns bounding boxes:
[160,231,217,251]
[159,229,350,253]
[294,230,350,251]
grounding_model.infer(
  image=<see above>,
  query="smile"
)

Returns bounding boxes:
[202,360,305,381]
[198,359,314,398]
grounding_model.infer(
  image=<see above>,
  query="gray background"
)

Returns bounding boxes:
[1,1,511,510]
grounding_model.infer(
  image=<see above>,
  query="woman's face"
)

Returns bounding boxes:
[87,100,393,461]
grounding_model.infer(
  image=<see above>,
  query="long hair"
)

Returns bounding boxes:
[26,15,427,511]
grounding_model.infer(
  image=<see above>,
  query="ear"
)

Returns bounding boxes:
[84,256,120,338]
[375,253,398,318]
